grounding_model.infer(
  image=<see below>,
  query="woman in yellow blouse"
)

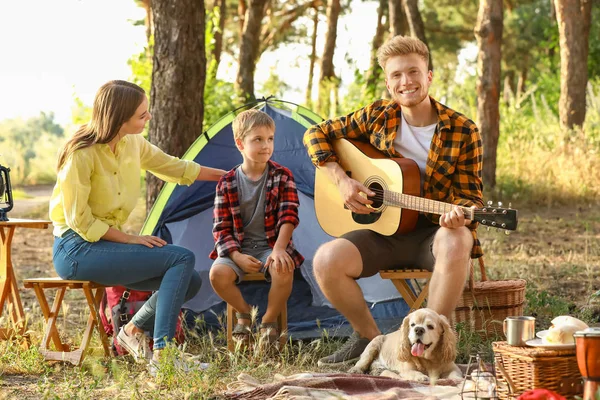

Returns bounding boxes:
[50,80,226,372]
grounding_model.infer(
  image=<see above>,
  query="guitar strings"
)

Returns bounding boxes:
[359,188,503,215]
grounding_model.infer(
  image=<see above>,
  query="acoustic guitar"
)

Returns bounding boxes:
[314,138,518,237]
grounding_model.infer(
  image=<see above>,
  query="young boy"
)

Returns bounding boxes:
[209,109,303,346]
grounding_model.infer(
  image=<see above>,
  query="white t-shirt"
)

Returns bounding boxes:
[393,112,437,190]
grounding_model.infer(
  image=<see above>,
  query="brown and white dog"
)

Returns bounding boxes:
[348,308,462,384]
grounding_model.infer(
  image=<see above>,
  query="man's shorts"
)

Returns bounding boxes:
[342,216,440,278]
[211,240,273,284]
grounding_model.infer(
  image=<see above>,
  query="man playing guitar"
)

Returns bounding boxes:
[303,35,484,367]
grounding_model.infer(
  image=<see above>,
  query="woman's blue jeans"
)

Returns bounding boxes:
[52,230,201,349]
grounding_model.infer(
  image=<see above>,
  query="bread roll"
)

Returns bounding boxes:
[543,324,580,344]
[550,316,588,331]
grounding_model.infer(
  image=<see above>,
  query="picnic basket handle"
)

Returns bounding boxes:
[467,257,488,290]
[495,353,517,395]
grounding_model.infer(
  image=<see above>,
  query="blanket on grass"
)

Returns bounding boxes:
[224,372,463,400]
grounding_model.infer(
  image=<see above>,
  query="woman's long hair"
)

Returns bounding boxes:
[56,80,145,171]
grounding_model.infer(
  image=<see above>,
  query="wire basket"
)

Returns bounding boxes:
[452,258,526,337]
[493,341,583,399]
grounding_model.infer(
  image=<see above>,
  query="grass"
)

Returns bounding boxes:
[9,188,33,200]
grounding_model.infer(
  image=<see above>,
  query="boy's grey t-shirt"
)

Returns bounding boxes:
[235,166,269,246]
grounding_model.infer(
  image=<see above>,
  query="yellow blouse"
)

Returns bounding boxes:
[49,134,201,242]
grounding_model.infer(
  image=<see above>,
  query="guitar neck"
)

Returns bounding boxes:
[384,191,473,219]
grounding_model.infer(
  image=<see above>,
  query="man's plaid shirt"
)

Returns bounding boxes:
[303,97,484,258]
[209,160,304,267]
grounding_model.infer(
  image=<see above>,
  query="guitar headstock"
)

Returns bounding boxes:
[474,201,518,231]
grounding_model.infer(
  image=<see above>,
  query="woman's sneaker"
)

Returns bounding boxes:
[116,327,152,363]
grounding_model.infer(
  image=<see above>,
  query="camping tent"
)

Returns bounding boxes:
[141,98,410,339]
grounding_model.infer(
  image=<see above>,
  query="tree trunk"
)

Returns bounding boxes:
[474,0,503,189]
[317,0,341,117]
[235,0,269,104]
[146,0,206,211]
[306,6,319,108]
[212,0,227,68]
[553,0,592,129]
[363,0,387,99]
[401,0,433,70]
[238,0,247,40]
[388,0,408,37]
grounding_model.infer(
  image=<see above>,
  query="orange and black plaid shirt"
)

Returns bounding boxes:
[303,97,484,258]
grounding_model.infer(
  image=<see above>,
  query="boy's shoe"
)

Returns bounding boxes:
[116,327,152,363]
[148,351,210,377]
[232,312,253,349]
[258,321,281,351]
[317,331,371,367]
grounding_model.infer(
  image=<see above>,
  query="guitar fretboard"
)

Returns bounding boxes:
[384,191,474,219]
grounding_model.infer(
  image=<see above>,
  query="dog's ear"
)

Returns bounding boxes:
[398,314,413,362]
[437,314,457,364]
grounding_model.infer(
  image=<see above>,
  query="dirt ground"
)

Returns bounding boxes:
[1,186,599,398]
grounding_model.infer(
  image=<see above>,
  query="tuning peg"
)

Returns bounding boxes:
[504,230,511,236]
[487,226,490,231]
[498,201,503,207]
[509,202,512,209]
[487,200,493,207]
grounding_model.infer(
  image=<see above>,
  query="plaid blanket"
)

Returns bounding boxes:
[224,373,463,400]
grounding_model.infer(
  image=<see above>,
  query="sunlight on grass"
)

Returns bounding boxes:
[10,188,33,200]
[492,87,600,209]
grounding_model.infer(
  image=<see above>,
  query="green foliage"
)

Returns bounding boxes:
[0,339,52,375]
[128,36,153,95]
[422,0,479,73]
[340,68,386,113]
[589,7,600,79]
[257,67,291,100]
[203,60,237,128]
[503,0,559,80]
[0,112,64,184]
[126,5,237,132]
[491,79,600,207]
[316,77,341,118]
[203,8,240,126]
[455,322,501,364]
[71,95,92,126]
[525,289,572,328]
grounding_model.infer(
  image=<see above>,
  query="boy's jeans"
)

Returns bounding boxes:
[53,230,201,349]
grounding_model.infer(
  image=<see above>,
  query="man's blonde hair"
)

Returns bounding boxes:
[232,109,275,141]
[376,35,430,70]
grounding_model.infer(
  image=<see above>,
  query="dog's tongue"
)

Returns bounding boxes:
[411,342,425,357]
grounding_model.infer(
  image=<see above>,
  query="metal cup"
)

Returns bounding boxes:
[503,316,536,346]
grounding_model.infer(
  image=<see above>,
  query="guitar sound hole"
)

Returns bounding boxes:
[368,182,384,209]
[352,212,381,225]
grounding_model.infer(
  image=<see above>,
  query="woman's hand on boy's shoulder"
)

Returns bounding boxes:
[265,248,294,274]
[231,251,262,273]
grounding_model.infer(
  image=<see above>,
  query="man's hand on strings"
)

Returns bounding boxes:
[439,205,473,229]
[338,176,375,214]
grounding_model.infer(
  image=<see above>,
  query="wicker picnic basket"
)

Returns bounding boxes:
[451,257,527,337]
[493,341,582,399]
